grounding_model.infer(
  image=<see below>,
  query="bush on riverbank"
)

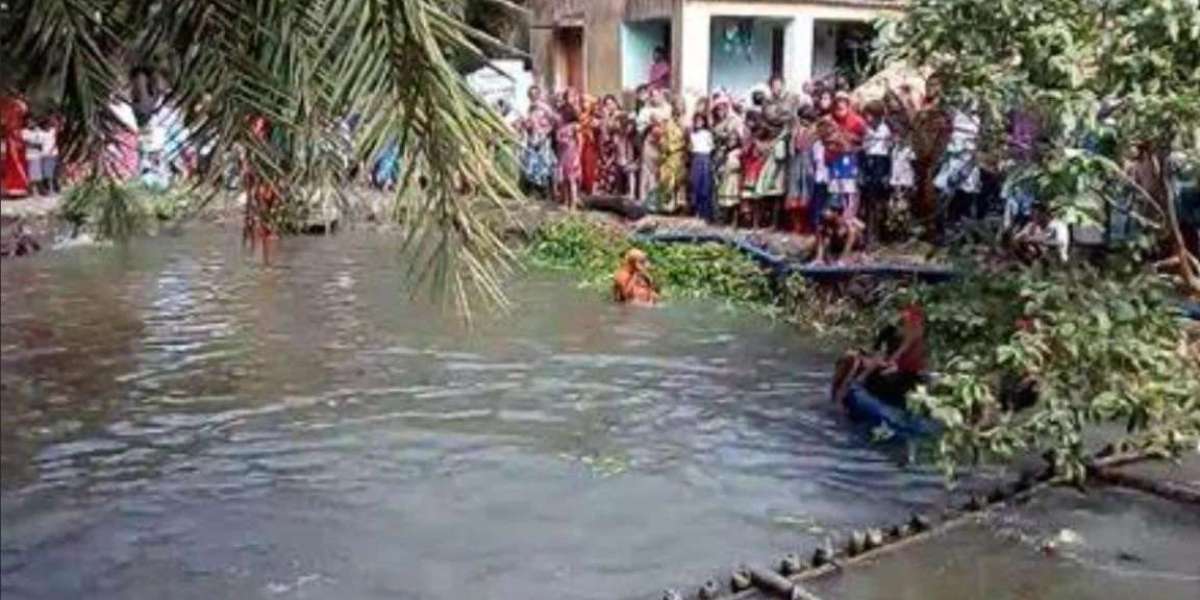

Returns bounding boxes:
[879,266,1199,479]
[60,179,195,240]
[527,216,1200,480]
[527,217,774,306]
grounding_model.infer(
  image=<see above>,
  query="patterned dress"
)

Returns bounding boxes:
[519,103,557,190]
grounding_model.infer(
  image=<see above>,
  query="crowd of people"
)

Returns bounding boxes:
[1,81,201,200]
[511,72,1072,264]
[1,67,1100,266]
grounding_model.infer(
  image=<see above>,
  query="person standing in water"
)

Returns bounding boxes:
[832,303,927,408]
[613,248,659,305]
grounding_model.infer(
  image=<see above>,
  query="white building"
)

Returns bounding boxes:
[530,0,903,101]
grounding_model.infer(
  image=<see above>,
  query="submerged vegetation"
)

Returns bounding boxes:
[529,216,1200,480]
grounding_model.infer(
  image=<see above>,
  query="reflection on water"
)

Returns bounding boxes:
[3,228,953,599]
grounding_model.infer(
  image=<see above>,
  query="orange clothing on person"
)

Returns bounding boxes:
[613,249,659,305]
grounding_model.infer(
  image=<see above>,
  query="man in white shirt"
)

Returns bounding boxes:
[1013,204,1070,263]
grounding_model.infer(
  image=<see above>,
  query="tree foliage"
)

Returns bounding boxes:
[879,0,1200,291]
[3,0,528,316]
[888,267,1200,480]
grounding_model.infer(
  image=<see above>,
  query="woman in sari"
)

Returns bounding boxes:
[595,95,626,196]
[657,108,687,214]
[579,95,600,195]
[638,118,663,208]
[752,125,788,227]
[711,99,745,225]
[0,93,30,198]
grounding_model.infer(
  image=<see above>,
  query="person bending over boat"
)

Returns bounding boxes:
[832,303,927,408]
[613,248,660,306]
[812,206,864,264]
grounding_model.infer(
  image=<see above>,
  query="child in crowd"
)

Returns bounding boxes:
[887,123,917,240]
[861,100,893,245]
[813,205,864,264]
[716,133,744,226]
[785,108,818,234]
[810,118,832,232]
[688,113,716,222]
[20,118,44,196]
[555,107,582,210]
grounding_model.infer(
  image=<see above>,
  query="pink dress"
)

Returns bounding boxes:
[556,123,581,185]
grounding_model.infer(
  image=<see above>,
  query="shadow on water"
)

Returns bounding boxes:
[0,226,1157,600]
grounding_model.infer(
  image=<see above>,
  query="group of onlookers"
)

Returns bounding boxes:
[0,96,61,198]
[511,72,1014,262]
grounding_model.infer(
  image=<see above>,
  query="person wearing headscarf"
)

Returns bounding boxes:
[613,248,659,305]
[518,85,558,196]
[711,98,745,225]
[595,95,627,196]
[579,95,600,194]
[657,103,687,214]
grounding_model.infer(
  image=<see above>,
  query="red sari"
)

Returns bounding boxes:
[579,108,599,194]
[1,96,29,198]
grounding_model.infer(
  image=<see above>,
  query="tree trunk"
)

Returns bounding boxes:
[1151,150,1200,295]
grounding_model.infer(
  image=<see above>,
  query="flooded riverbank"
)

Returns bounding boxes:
[1,227,957,599]
[2,226,1193,599]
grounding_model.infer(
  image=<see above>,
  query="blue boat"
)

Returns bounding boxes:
[842,384,941,440]
[632,230,959,283]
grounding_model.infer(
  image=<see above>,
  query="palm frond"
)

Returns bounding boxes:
[4,0,525,316]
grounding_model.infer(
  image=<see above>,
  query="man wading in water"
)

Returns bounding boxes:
[613,249,659,306]
[832,303,927,408]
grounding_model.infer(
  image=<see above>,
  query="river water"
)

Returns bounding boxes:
[0,228,1114,599]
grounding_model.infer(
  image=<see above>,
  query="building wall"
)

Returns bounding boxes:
[622,20,671,90]
[532,0,899,98]
[812,20,839,78]
[528,0,627,97]
[585,1,627,96]
[708,17,787,97]
[676,1,899,98]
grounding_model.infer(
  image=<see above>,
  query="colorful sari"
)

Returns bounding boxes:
[0,96,29,198]
[657,119,686,213]
[638,124,662,207]
[740,141,766,199]
[786,125,816,233]
[103,101,140,181]
[752,133,787,198]
[579,101,599,194]
[712,112,745,210]
[596,114,627,195]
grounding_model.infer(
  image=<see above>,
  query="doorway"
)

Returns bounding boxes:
[554,26,585,92]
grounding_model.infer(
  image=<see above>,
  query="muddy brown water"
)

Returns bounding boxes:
[0,228,1189,599]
